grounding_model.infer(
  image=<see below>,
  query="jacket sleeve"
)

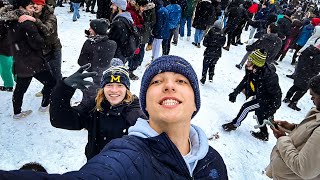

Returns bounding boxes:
[234,73,248,93]
[22,21,44,50]
[276,128,320,179]
[77,40,90,66]
[50,80,91,130]
[34,14,56,37]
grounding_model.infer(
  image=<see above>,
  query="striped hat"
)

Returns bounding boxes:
[249,49,267,67]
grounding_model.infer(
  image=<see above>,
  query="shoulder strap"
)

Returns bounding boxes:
[311,124,320,135]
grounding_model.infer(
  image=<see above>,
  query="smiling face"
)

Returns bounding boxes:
[103,83,127,106]
[145,72,196,127]
[310,89,320,110]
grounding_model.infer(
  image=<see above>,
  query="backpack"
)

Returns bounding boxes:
[118,17,141,58]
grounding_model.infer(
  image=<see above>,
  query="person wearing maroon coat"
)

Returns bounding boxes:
[126,0,148,80]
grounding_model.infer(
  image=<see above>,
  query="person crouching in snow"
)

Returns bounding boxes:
[222,49,282,141]
[77,18,117,108]
[49,61,146,160]
[200,20,226,85]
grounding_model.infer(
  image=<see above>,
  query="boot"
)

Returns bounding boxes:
[197,43,201,48]
[146,44,152,51]
[13,110,32,119]
[192,42,197,46]
[288,102,301,111]
[223,46,230,51]
[286,74,294,79]
[0,86,13,92]
[283,98,290,103]
[200,77,205,85]
[222,122,237,132]
[235,64,242,70]
[129,71,139,80]
[250,131,268,141]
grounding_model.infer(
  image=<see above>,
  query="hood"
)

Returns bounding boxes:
[113,12,134,24]
[0,5,21,21]
[313,26,320,38]
[128,118,209,175]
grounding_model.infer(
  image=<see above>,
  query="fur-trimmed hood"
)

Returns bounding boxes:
[0,6,29,21]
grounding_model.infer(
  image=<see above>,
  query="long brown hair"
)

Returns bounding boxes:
[95,88,134,111]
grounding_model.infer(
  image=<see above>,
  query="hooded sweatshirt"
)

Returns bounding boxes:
[129,118,209,176]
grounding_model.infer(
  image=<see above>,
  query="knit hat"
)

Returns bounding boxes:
[100,58,130,89]
[111,0,127,10]
[136,0,148,6]
[248,49,267,67]
[32,0,45,5]
[15,0,33,8]
[139,55,201,119]
[213,20,223,30]
[90,18,109,35]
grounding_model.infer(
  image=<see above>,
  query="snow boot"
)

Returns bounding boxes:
[0,86,13,92]
[286,74,294,79]
[200,77,205,85]
[250,131,268,141]
[222,122,237,132]
[197,43,201,48]
[223,46,230,51]
[288,102,301,111]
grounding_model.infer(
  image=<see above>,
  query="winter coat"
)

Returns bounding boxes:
[126,3,144,29]
[266,108,320,180]
[224,6,247,32]
[152,4,170,39]
[246,33,282,63]
[0,127,228,179]
[50,81,147,160]
[109,12,134,59]
[166,4,181,30]
[298,26,320,53]
[254,7,270,21]
[77,35,117,106]
[6,10,46,78]
[277,16,292,39]
[203,27,226,57]
[182,0,196,17]
[192,0,215,30]
[296,24,314,47]
[285,19,303,47]
[141,3,156,44]
[234,64,282,118]
[35,5,62,56]
[0,20,12,56]
[294,46,320,90]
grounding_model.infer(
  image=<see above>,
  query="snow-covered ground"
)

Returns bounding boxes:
[0,5,314,179]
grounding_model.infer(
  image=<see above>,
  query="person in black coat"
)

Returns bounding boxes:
[191,0,214,48]
[78,18,117,108]
[283,45,320,111]
[200,20,226,84]
[237,23,282,69]
[223,49,282,141]
[50,61,146,160]
[4,0,56,119]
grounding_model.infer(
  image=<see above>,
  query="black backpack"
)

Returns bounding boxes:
[118,17,141,58]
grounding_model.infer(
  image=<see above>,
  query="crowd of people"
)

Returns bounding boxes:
[0,0,320,178]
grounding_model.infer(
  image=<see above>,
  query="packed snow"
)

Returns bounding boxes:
[0,5,314,179]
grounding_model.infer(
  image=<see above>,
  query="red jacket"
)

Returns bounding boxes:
[126,3,144,29]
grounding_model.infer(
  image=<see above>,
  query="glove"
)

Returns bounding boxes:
[246,45,253,52]
[228,92,238,103]
[134,47,140,55]
[64,63,97,90]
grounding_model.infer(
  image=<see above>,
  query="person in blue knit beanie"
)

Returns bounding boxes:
[0,56,228,179]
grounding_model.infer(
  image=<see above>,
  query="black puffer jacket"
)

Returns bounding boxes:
[294,46,320,90]
[277,16,292,39]
[246,33,282,63]
[50,81,147,160]
[234,64,282,117]
[203,27,226,57]
[192,0,214,30]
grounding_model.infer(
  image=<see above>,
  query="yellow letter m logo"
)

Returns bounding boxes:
[110,75,121,83]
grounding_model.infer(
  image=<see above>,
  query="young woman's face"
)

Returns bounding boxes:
[145,72,196,125]
[104,83,127,106]
[33,4,43,14]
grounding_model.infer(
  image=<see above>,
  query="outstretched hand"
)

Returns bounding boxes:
[64,63,97,90]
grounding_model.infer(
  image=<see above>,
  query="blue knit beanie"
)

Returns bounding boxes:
[140,55,200,119]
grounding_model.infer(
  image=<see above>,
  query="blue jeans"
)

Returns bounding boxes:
[218,10,227,29]
[180,17,192,37]
[72,2,80,21]
[194,29,205,44]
